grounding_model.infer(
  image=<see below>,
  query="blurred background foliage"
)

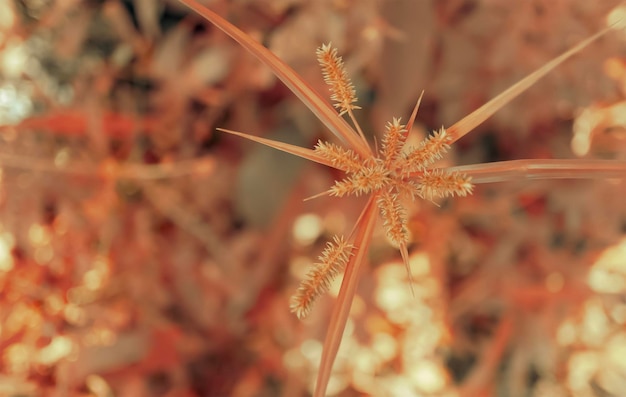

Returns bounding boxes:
[0,0,625,396]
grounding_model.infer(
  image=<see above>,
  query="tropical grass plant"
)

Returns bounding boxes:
[178,1,625,395]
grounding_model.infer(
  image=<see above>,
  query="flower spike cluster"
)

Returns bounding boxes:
[286,44,473,315]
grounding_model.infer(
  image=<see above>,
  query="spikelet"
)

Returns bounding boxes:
[381,118,408,167]
[329,160,390,197]
[290,236,354,319]
[317,43,361,116]
[377,190,409,248]
[418,169,474,200]
[402,127,452,173]
[314,140,363,173]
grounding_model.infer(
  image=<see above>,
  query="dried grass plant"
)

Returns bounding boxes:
[179,1,626,396]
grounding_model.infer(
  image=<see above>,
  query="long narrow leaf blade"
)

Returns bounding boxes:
[218,128,340,169]
[179,0,372,158]
[447,159,626,183]
[447,25,613,144]
[314,197,377,397]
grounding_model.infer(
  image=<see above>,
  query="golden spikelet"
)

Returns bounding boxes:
[290,236,354,319]
[329,160,390,197]
[314,140,363,173]
[403,127,452,173]
[377,190,409,248]
[381,118,408,167]
[418,169,474,199]
[317,43,361,116]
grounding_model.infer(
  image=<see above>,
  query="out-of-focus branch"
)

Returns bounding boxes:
[458,315,514,397]
[139,182,229,270]
[0,152,216,180]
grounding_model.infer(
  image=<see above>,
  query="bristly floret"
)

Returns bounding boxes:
[317,43,361,116]
[381,118,408,168]
[402,127,452,174]
[329,159,390,197]
[377,189,409,248]
[290,236,354,319]
[314,140,363,173]
[418,169,474,200]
